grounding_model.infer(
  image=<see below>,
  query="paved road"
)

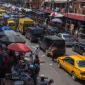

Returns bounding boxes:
[20,33,85,85]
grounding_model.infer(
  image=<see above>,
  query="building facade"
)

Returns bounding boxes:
[25,0,43,9]
[73,0,85,14]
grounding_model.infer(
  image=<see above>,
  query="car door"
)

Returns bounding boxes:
[79,44,84,55]
[61,57,75,73]
[74,43,80,52]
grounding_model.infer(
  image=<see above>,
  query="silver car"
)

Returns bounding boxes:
[58,33,74,46]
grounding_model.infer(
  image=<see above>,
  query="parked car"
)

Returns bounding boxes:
[58,33,74,46]
[57,55,85,80]
[25,26,44,42]
[72,41,85,55]
[39,35,65,58]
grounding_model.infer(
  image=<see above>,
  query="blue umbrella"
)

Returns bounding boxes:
[0,26,11,31]
[3,14,10,19]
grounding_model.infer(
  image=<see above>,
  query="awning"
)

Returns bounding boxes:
[63,13,85,21]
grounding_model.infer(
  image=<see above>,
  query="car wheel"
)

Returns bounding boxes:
[72,72,77,81]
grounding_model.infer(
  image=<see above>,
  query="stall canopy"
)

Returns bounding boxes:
[51,18,63,24]
[7,43,31,52]
[63,13,85,21]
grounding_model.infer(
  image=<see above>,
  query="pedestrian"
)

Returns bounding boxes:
[34,55,40,65]
[51,47,57,61]
[29,63,37,85]
[34,47,40,56]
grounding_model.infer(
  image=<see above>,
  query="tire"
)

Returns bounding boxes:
[71,72,77,81]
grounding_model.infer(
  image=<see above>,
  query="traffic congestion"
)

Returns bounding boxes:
[0,2,85,85]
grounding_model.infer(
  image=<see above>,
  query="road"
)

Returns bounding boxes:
[20,33,85,85]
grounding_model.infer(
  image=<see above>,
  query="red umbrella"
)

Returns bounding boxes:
[7,43,31,53]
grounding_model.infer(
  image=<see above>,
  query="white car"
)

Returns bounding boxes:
[58,33,74,46]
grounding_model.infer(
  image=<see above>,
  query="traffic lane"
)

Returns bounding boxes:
[19,34,85,85]
[66,47,78,55]
[39,50,85,85]
[25,38,85,85]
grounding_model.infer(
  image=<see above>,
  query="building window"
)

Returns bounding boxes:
[81,2,85,8]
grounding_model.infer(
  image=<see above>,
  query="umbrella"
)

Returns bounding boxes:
[3,14,10,18]
[50,12,64,17]
[7,43,31,52]
[0,30,25,44]
[51,18,63,24]
[0,31,5,38]
[0,26,11,31]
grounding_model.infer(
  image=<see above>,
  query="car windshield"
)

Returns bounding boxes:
[63,34,71,39]
[77,60,85,67]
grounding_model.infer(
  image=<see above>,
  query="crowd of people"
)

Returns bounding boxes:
[0,44,41,85]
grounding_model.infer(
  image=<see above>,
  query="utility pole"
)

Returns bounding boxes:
[67,0,69,13]
[51,0,55,11]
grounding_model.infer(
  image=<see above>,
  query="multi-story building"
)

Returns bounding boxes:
[73,0,85,14]
[24,0,43,9]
